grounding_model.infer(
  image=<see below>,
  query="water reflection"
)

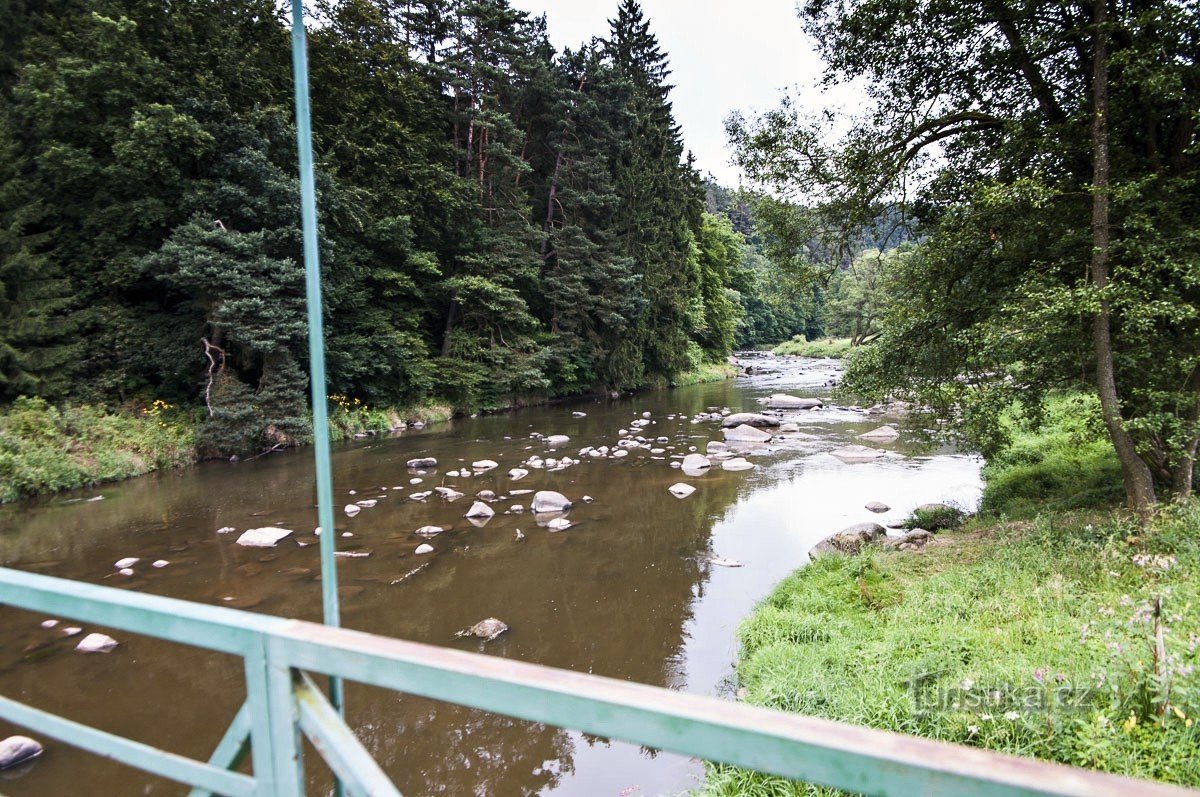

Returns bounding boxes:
[0,355,981,795]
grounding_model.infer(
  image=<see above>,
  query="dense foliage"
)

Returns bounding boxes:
[0,0,763,456]
[729,0,1200,512]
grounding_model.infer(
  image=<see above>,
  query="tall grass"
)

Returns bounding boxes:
[981,393,1123,517]
[0,396,196,502]
[702,506,1200,793]
[772,336,854,358]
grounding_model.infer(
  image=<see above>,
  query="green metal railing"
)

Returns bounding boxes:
[2,565,1196,797]
[1,5,1197,797]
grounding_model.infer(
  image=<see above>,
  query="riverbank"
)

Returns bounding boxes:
[705,504,1200,793]
[772,336,854,358]
[0,361,740,503]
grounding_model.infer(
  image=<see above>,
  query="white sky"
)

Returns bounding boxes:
[509,0,833,187]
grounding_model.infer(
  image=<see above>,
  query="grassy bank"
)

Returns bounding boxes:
[705,511,1200,793]
[670,361,740,386]
[772,336,854,358]
[0,397,197,503]
[0,396,457,503]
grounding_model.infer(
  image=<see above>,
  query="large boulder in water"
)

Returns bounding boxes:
[809,523,887,559]
[759,394,823,410]
[720,412,780,429]
[723,424,773,443]
[406,457,437,468]
[531,490,572,514]
[681,453,712,474]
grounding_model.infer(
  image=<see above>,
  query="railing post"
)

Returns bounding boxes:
[244,639,305,796]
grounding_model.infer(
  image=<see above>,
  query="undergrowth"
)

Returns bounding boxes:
[772,336,854,358]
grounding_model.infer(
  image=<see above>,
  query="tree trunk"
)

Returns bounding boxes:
[440,295,458,357]
[1089,0,1158,517]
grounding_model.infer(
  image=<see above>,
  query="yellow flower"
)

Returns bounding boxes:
[1122,713,1138,732]
[1172,706,1186,720]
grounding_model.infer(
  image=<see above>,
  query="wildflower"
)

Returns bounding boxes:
[1172,707,1187,721]
[1033,668,1046,683]
[967,725,980,736]
[1122,713,1138,732]
[1004,711,1020,721]
[961,678,975,690]
[981,713,993,721]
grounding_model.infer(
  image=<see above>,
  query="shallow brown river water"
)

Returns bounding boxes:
[0,355,981,796]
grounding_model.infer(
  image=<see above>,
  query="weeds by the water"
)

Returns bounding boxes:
[0,396,197,502]
[981,393,1123,517]
[703,505,1200,794]
[772,336,854,358]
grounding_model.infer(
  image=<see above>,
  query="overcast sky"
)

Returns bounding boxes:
[509,0,833,187]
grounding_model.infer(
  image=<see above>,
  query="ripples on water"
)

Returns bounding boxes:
[0,354,981,796]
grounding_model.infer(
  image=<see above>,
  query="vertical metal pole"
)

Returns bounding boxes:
[289,0,344,720]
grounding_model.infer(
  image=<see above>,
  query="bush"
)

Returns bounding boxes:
[981,393,1124,517]
[0,396,196,502]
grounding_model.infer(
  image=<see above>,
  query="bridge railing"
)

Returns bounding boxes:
[1,566,1196,797]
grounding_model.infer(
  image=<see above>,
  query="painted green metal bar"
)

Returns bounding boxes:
[187,701,251,797]
[2,567,1197,797]
[0,567,275,655]
[0,693,256,797]
[288,0,344,740]
[295,672,403,797]
[273,619,1198,797]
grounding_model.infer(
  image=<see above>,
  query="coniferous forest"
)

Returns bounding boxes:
[0,0,816,458]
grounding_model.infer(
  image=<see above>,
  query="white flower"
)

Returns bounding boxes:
[981,713,993,721]
[1004,711,1020,721]
[961,678,975,690]
[968,725,980,735]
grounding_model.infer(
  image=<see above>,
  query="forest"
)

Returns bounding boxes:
[0,0,817,460]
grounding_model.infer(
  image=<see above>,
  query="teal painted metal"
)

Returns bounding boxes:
[287,0,343,721]
[187,701,250,797]
[1,567,1197,797]
[0,692,256,796]
[295,673,403,797]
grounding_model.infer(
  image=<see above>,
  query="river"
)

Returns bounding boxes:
[0,354,982,796]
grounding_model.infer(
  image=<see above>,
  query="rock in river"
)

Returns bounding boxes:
[759,394,823,410]
[830,445,884,463]
[721,457,754,471]
[809,523,886,559]
[681,453,712,473]
[414,525,445,538]
[508,467,529,481]
[532,491,572,513]
[723,424,773,443]
[865,501,890,513]
[720,412,780,429]
[545,434,571,446]
[546,517,573,532]
[415,543,434,555]
[858,425,900,442]
[75,632,119,653]
[669,483,696,499]
[113,557,139,569]
[472,459,499,472]
[236,527,294,547]
[0,735,43,770]
[455,617,508,642]
[406,457,437,468]
[344,503,361,517]
[464,501,495,519]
